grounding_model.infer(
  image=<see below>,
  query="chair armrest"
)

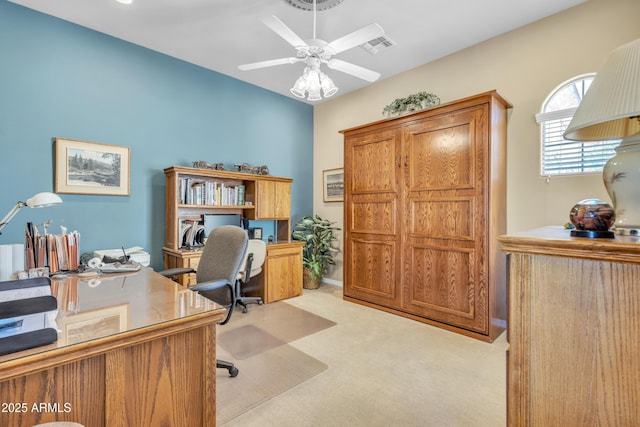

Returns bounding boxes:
[189,279,231,293]
[189,279,236,325]
[157,267,195,277]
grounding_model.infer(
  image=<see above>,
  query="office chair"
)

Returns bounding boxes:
[235,239,266,313]
[159,225,248,377]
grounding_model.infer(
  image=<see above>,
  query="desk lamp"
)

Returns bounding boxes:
[564,38,640,234]
[0,192,63,234]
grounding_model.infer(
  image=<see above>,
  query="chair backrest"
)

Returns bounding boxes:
[238,239,267,282]
[195,225,248,305]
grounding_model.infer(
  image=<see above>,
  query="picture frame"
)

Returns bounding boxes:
[57,304,129,346]
[323,168,344,202]
[55,137,130,196]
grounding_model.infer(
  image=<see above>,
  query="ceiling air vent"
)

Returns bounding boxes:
[360,35,396,55]
[285,0,344,11]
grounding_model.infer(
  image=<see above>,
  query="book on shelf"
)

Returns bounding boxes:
[178,177,247,207]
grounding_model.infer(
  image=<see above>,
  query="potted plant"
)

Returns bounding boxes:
[292,215,341,289]
[382,91,440,117]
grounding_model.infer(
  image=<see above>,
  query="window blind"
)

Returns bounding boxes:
[536,108,618,176]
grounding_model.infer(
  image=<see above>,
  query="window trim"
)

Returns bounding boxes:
[537,73,618,178]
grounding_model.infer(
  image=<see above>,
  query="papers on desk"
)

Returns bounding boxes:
[93,247,150,267]
[24,223,80,274]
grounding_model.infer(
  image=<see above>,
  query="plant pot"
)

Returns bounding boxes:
[303,268,321,290]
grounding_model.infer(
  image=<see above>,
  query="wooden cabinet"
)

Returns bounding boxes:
[499,227,640,426]
[247,179,291,220]
[162,166,302,301]
[341,91,510,342]
[243,242,304,303]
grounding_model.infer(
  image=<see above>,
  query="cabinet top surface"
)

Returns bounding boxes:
[164,165,293,183]
[499,226,640,261]
[339,89,512,134]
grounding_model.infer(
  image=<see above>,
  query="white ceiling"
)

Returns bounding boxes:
[9,0,586,104]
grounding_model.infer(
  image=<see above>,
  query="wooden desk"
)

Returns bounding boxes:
[0,268,226,427]
[163,241,305,303]
[499,227,640,426]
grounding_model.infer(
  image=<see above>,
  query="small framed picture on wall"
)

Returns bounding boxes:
[323,168,344,202]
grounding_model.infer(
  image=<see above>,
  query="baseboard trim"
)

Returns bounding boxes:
[321,278,343,287]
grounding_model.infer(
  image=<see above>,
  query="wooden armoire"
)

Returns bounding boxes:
[341,91,511,342]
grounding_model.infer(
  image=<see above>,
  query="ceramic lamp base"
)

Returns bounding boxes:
[603,133,640,229]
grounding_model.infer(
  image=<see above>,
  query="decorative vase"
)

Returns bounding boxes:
[603,135,640,234]
[569,198,615,238]
[302,268,321,290]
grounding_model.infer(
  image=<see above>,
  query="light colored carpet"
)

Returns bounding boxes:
[216,343,328,425]
[218,284,508,427]
[216,301,335,424]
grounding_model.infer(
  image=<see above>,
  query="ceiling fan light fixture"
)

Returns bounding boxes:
[115,0,133,4]
[290,69,308,98]
[307,89,322,102]
[320,72,338,97]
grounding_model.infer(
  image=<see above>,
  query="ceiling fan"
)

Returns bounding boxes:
[238,0,385,100]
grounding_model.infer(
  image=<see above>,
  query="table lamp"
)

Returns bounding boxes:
[564,38,640,234]
[0,192,63,234]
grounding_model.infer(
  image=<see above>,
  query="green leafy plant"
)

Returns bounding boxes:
[292,215,341,285]
[382,91,440,117]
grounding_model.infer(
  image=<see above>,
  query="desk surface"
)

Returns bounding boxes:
[0,268,225,427]
[0,267,224,368]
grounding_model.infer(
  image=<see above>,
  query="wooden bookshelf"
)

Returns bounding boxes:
[162,166,303,302]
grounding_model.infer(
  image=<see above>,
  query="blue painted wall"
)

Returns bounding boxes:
[0,1,313,269]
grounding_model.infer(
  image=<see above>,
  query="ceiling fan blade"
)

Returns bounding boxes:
[238,57,300,71]
[327,23,384,54]
[327,59,381,82]
[262,15,308,48]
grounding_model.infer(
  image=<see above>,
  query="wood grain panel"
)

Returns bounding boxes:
[527,256,640,426]
[350,131,398,194]
[0,355,105,427]
[106,326,213,427]
[502,228,640,426]
[348,239,397,301]
[266,247,303,302]
[404,246,474,318]
[410,197,475,240]
[351,198,396,235]
[406,120,476,191]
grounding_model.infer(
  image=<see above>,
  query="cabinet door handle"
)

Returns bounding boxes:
[397,156,401,168]
[404,155,408,167]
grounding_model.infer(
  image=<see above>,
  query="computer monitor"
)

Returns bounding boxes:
[203,214,243,238]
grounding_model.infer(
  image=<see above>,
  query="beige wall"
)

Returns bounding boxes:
[313,0,640,282]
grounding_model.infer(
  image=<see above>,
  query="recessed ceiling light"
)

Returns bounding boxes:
[116,0,133,4]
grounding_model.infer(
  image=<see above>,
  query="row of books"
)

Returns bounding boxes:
[179,178,245,206]
[25,223,81,273]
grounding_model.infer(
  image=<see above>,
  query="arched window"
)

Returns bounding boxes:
[536,74,618,176]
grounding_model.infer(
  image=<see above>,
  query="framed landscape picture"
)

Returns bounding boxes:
[55,137,130,196]
[323,168,344,202]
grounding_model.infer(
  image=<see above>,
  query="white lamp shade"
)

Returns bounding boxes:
[564,38,640,141]
[26,192,63,208]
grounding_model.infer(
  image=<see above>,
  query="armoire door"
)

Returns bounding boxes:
[344,128,402,308]
[401,105,490,334]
